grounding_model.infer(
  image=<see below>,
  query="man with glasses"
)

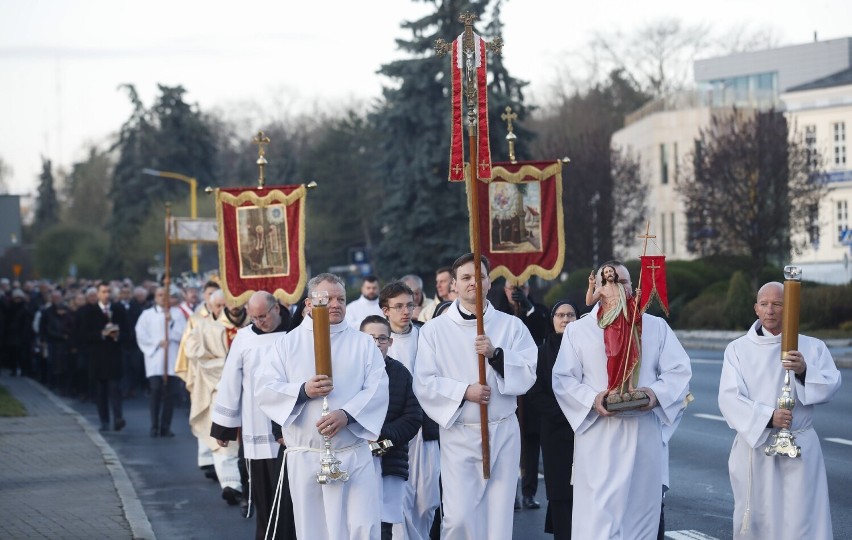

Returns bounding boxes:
[360,314,423,540]
[380,281,441,539]
[211,291,295,540]
[258,273,389,539]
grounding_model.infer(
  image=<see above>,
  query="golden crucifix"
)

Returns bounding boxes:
[501,106,518,163]
[252,131,271,188]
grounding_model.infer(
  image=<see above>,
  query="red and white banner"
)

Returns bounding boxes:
[448,31,492,182]
[469,160,565,283]
[215,185,307,305]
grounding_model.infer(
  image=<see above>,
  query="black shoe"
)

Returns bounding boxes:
[99,423,110,432]
[523,496,541,509]
[150,427,159,438]
[160,430,175,437]
[222,487,242,506]
[114,418,126,432]
[201,465,218,481]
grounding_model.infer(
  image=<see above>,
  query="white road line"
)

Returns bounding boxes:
[694,413,726,422]
[666,531,721,540]
[691,358,722,364]
[825,437,852,447]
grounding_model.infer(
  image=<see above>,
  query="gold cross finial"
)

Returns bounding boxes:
[501,106,518,163]
[252,131,271,188]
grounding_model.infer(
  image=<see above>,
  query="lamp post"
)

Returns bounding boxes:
[142,168,199,273]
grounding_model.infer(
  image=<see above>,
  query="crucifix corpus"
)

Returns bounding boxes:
[435,11,503,479]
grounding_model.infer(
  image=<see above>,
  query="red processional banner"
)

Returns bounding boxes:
[215,185,307,305]
[638,255,670,316]
[448,31,492,182]
[468,160,565,283]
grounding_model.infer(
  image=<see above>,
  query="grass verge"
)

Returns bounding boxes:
[0,385,27,417]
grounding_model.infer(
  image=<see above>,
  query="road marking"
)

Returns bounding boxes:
[825,437,852,447]
[694,413,726,422]
[691,358,722,364]
[667,531,720,540]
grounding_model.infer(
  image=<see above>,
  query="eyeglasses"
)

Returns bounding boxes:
[387,303,416,312]
[250,304,276,324]
[554,312,577,319]
[371,335,390,344]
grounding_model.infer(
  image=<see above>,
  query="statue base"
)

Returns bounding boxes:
[605,390,650,412]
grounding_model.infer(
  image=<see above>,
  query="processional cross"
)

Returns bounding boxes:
[252,131,271,188]
[501,106,518,163]
[435,11,502,480]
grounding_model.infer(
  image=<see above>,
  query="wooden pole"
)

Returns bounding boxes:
[467,124,491,480]
[163,203,172,384]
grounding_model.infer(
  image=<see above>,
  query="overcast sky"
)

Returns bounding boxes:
[1,0,849,195]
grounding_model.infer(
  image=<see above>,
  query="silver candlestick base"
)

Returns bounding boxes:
[764,372,801,458]
[316,396,349,484]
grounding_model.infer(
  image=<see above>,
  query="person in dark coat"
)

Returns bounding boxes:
[525,300,578,539]
[3,288,32,377]
[43,300,75,395]
[360,315,423,540]
[78,283,126,432]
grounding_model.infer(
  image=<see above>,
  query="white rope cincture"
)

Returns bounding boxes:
[263,442,367,540]
[245,458,253,520]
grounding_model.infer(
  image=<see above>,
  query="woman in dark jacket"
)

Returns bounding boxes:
[525,300,578,539]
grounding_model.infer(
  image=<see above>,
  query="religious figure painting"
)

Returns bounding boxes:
[236,204,289,278]
[488,181,542,253]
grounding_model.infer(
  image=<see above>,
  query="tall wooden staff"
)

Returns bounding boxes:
[436,12,503,480]
[163,203,172,384]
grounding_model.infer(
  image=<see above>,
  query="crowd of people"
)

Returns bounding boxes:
[0,253,841,539]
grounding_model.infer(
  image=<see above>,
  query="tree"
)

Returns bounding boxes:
[678,109,826,285]
[371,0,530,279]
[33,157,60,237]
[108,84,218,278]
[530,70,651,269]
[64,147,113,228]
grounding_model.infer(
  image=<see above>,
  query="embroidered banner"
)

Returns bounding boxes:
[468,160,565,283]
[215,185,307,305]
[448,31,492,182]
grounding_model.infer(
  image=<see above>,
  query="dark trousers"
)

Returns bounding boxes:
[249,456,295,540]
[522,431,541,497]
[148,375,179,433]
[96,377,123,426]
[544,499,572,539]
[381,521,393,540]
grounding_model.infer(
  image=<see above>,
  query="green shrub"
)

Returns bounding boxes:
[725,271,756,330]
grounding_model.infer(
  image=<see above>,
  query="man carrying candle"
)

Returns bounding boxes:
[258,273,389,540]
[719,281,841,539]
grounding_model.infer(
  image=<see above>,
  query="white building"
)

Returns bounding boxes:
[611,37,852,283]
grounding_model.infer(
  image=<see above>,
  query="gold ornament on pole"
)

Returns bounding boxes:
[764,266,803,458]
[252,131,271,189]
[501,106,518,164]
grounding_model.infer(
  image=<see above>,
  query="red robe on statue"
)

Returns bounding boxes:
[597,288,642,393]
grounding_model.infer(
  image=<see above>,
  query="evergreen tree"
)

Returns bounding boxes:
[33,157,60,237]
[65,146,112,228]
[108,84,218,278]
[371,0,530,279]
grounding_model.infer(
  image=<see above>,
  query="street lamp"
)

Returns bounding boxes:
[142,168,199,273]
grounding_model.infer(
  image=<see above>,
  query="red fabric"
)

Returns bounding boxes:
[475,36,492,180]
[598,296,642,392]
[448,37,465,182]
[217,185,305,303]
[473,161,563,281]
[639,255,670,316]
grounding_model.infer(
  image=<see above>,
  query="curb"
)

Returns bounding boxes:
[28,379,157,540]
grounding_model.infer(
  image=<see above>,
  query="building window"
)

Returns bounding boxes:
[804,125,818,169]
[673,142,679,182]
[660,144,668,185]
[838,200,849,241]
[670,212,676,254]
[834,122,846,166]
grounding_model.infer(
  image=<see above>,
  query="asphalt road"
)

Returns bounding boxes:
[72,349,851,539]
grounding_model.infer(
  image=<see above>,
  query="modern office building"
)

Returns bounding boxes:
[611,37,852,283]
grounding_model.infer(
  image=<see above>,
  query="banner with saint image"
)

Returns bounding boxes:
[215,185,307,305]
[468,160,565,283]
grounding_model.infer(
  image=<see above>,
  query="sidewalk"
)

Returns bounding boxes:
[0,376,155,540]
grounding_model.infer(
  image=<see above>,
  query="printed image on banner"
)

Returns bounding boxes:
[236,204,289,277]
[488,182,542,254]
